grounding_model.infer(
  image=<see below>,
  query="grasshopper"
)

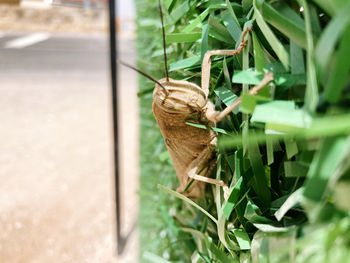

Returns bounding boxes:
[120,1,273,200]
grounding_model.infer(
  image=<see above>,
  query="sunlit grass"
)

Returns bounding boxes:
[136,0,350,262]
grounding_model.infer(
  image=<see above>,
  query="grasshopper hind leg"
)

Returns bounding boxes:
[187,165,230,200]
[178,138,229,200]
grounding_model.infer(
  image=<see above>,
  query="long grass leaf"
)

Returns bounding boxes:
[232,70,306,87]
[183,8,210,33]
[158,184,218,224]
[222,9,242,42]
[290,40,305,74]
[232,228,251,250]
[324,25,350,103]
[303,136,350,202]
[165,32,202,43]
[209,15,235,44]
[218,113,350,149]
[169,55,200,71]
[275,188,303,221]
[252,32,265,72]
[253,0,289,69]
[201,23,209,62]
[248,131,271,205]
[284,161,309,178]
[169,0,190,25]
[226,0,240,26]
[251,100,312,128]
[311,0,349,16]
[298,0,318,112]
[260,2,307,49]
[314,1,350,79]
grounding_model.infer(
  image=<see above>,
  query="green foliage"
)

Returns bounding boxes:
[136,0,350,262]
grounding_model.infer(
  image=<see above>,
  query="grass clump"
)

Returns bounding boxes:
[136,0,350,262]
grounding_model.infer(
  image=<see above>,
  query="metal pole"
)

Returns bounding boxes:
[108,0,122,255]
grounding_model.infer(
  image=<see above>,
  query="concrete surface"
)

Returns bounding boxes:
[0,31,139,262]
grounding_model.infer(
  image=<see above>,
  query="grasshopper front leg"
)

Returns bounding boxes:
[178,137,230,200]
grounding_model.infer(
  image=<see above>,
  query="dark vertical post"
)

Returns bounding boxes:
[108,0,122,255]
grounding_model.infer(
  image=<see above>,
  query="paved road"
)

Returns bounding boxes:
[0,32,139,262]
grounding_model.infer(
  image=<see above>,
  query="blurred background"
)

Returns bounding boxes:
[0,0,138,262]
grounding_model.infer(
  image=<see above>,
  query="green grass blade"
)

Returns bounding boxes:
[311,0,349,16]
[169,55,200,71]
[186,121,228,135]
[314,1,350,79]
[158,184,218,224]
[284,139,298,159]
[183,7,210,33]
[274,188,303,221]
[232,70,306,87]
[217,212,231,252]
[222,9,242,42]
[219,112,350,149]
[284,161,308,178]
[298,0,318,112]
[201,23,209,62]
[209,15,235,44]
[251,100,312,129]
[209,242,237,263]
[226,0,240,26]
[180,227,208,254]
[260,1,307,49]
[165,32,202,43]
[232,228,251,250]
[290,40,305,74]
[244,200,273,223]
[252,32,265,72]
[253,224,291,233]
[169,0,191,25]
[222,57,232,90]
[266,136,274,165]
[324,25,350,103]
[248,131,271,206]
[253,0,289,69]
[303,136,350,202]
[214,86,238,107]
[223,177,244,219]
[309,4,322,36]
[240,93,270,114]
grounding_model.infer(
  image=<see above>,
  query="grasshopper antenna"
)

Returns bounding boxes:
[118,60,169,95]
[158,0,169,82]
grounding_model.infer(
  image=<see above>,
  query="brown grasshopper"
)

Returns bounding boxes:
[120,2,273,200]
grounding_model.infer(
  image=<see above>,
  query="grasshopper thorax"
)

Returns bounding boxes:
[153,78,207,114]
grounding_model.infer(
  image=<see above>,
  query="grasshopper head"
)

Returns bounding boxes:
[154,78,207,113]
